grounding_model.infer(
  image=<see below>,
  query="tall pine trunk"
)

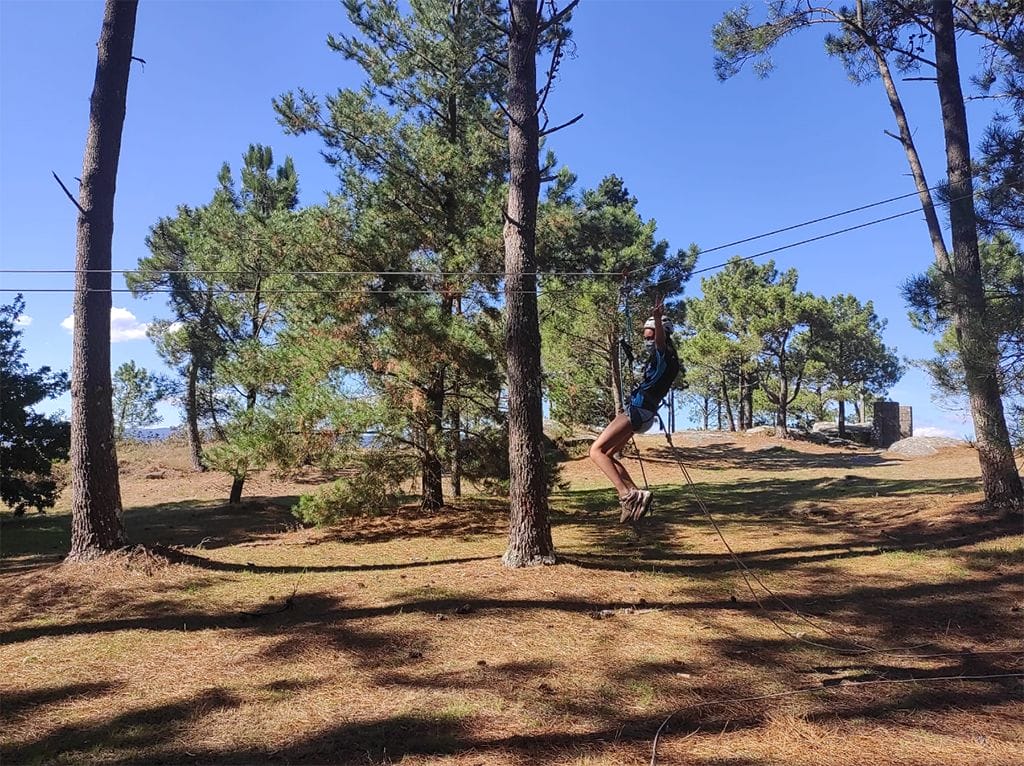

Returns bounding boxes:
[68,0,138,561]
[228,388,256,505]
[838,398,847,439]
[421,376,445,511]
[776,370,790,435]
[749,376,757,430]
[450,296,463,499]
[855,1,1021,507]
[502,0,554,567]
[609,330,624,415]
[932,1,1022,509]
[185,360,205,472]
[741,368,749,430]
[721,374,735,431]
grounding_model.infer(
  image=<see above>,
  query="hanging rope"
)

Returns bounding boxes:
[615,271,652,495]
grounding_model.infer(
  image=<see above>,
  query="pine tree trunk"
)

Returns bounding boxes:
[739,369,751,430]
[862,1,1018,502]
[777,373,789,435]
[67,0,138,561]
[609,330,624,415]
[450,297,463,498]
[421,377,445,511]
[744,375,754,429]
[502,0,554,567]
[228,388,257,505]
[932,1,1023,509]
[186,360,205,472]
[450,382,462,499]
[722,375,735,431]
[838,399,847,439]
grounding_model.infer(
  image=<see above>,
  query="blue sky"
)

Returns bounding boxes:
[1,0,1003,437]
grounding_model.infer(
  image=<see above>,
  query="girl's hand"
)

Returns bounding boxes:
[652,296,664,318]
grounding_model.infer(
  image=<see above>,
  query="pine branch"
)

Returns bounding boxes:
[536,32,564,118]
[539,112,583,136]
[538,0,580,34]
[52,172,86,216]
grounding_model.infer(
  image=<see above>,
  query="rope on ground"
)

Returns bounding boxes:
[653,431,1023,659]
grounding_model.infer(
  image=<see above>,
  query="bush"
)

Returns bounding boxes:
[291,449,415,526]
[461,425,567,497]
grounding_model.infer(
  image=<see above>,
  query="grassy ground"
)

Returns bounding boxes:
[1,433,1022,765]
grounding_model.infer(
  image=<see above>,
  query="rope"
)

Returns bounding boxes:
[651,430,1023,659]
[4,189,980,295]
[616,273,652,494]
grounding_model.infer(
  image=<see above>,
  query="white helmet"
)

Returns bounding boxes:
[644,316,673,335]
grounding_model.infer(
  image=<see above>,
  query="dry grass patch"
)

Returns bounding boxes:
[2,435,1021,765]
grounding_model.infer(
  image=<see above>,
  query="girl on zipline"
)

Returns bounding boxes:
[589,298,679,523]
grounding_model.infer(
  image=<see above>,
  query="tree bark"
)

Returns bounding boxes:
[838,398,847,439]
[228,388,257,505]
[737,369,746,431]
[932,0,1022,509]
[185,360,205,472]
[421,376,445,511]
[721,374,735,431]
[68,0,138,561]
[609,330,624,415]
[865,29,951,270]
[776,361,790,435]
[502,0,554,567]
[452,296,464,498]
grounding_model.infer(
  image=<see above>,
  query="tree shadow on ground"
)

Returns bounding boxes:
[2,496,512,568]
[4,566,1019,651]
[552,475,1005,575]
[1,681,123,719]
[7,668,1018,765]
[623,439,900,472]
[555,475,982,521]
[2,687,244,765]
[4,558,1020,764]
[0,496,299,567]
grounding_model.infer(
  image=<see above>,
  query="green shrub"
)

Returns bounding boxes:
[291,449,415,526]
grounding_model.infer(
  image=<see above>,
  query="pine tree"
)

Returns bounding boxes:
[905,233,1024,445]
[129,205,224,471]
[540,174,695,430]
[132,146,311,504]
[276,0,509,512]
[713,0,1022,506]
[814,294,903,437]
[1,296,70,515]
[112,361,174,440]
[68,0,138,559]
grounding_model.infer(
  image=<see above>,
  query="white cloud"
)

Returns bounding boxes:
[60,307,149,342]
[915,426,957,438]
[15,314,32,326]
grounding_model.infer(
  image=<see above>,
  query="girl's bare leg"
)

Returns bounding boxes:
[589,414,637,496]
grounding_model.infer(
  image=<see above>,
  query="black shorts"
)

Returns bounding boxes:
[627,404,657,434]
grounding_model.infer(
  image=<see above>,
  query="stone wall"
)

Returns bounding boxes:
[899,405,913,439]
[873,401,902,448]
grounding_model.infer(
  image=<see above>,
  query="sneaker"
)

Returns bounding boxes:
[633,489,654,521]
[618,489,641,523]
